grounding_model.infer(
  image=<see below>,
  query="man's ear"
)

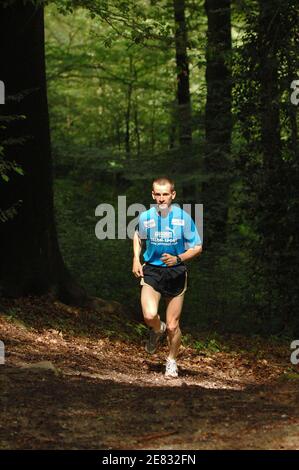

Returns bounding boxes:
[151,191,155,199]
[171,191,176,200]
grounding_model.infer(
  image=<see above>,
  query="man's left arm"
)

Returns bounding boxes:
[178,245,202,262]
[161,245,202,266]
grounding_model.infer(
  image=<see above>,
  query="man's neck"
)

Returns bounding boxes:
[157,205,172,218]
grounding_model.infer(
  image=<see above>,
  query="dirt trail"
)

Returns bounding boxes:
[0,298,299,450]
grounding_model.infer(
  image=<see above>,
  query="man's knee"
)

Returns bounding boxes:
[143,310,158,322]
[166,323,180,335]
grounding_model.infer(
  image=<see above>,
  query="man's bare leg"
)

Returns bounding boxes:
[141,284,162,332]
[165,294,185,360]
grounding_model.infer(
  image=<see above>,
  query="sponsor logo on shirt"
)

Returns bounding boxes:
[151,231,178,244]
[154,231,173,239]
[172,218,185,226]
[144,219,156,228]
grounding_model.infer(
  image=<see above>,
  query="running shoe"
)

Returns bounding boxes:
[165,358,178,378]
[145,321,166,354]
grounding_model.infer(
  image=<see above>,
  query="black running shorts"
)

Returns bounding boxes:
[140,263,187,297]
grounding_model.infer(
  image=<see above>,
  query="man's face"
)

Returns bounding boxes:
[152,183,176,210]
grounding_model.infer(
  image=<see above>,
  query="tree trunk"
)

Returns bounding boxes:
[173,0,192,147]
[258,1,281,169]
[202,0,232,247]
[256,0,286,325]
[173,0,197,204]
[125,56,133,158]
[256,0,282,252]
[134,104,141,157]
[0,3,87,305]
[168,99,177,149]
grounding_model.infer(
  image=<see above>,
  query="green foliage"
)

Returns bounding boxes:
[45,3,205,157]
[130,322,147,338]
[44,0,299,335]
[182,331,227,353]
[282,371,299,382]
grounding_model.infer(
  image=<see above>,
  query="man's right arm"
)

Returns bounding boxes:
[132,231,144,278]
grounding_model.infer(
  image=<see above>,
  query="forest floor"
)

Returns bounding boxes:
[0,295,299,450]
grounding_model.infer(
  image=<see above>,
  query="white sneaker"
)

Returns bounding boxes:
[165,358,178,378]
[145,321,166,354]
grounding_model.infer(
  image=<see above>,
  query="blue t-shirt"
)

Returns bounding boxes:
[137,205,202,266]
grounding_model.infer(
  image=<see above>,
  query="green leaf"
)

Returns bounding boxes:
[14,166,24,176]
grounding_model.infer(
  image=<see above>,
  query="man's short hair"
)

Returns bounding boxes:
[152,177,175,191]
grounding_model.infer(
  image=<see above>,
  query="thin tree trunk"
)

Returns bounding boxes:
[125,56,133,158]
[0,3,87,305]
[258,1,281,169]
[202,0,232,246]
[133,66,141,156]
[168,99,177,149]
[134,104,141,157]
[173,0,196,203]
[173,0,192,146]
[256,0,285,322]
[115,118,121,152]
[150,58,158,153]
[287,48,297,155]
[150,103,156,153]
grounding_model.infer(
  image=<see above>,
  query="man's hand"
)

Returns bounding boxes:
[160,253,178,266]
[132,258,144,278]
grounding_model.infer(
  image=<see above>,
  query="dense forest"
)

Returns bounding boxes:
[0,0,298,335]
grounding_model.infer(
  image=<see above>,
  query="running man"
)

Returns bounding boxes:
[132,177,202,379]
